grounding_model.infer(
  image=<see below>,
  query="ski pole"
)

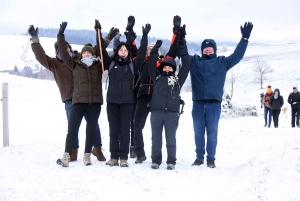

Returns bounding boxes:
[97,26,105,75]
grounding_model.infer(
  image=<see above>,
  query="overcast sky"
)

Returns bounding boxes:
[1,0,300,43]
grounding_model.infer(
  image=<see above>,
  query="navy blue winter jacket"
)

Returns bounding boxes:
[190,39,248,102]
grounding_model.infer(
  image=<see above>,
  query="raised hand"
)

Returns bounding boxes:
[240,22,253,39]
[58,22,67,36]
[107,27,119,40]
[126,15,135,32]
[154,40,163,49]
[142,23,151,35]
[94,19,102,30]
[173,15,181,35]
[126,31,137,44]
[28,25,38,38]
[177,39,186,49]
[180,24,186,39]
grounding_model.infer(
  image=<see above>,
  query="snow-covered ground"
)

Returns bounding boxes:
[0,35,300,200]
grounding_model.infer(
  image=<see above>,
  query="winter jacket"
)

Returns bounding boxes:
[31,42,78,102]
[263,92,274,108]
[269,90,284,110]
[106,35,148,104]
[148,40,190,113]
[287,91,300,109]
[137,32,180,98]
[57,35,109,104]
[190,39,248,102]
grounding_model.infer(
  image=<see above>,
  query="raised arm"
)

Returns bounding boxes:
[224,22,253,70]
[177,39,190,88]
[148,40,162,82]
[28,25,57,71]
[56,22,76,70]
[165,15,181,59]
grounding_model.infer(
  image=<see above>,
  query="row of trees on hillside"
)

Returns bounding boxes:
[6,65,54,80]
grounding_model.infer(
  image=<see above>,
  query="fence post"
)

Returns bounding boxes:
[2,83,9,147]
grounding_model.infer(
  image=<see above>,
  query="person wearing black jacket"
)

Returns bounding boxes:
[269,88,284,128]
[105,22,150,168]
[133,15,183,164]
[148,38,190,170]
[287,86,300,128]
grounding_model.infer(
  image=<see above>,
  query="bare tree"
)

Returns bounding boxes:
[226,65,242,100]
[252,59,274,89]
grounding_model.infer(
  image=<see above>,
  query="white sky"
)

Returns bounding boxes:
[1,0,300,43]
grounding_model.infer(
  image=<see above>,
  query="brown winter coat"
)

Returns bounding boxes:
[31,42,75,102]
[263,92,274,108]
[57,35,108,104]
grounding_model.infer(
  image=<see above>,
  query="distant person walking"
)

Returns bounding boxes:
[269,88,284,128]
[287,86,300,128]
[262,85,273,128]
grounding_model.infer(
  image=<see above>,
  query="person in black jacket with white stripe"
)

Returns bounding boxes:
[148,39,190,170]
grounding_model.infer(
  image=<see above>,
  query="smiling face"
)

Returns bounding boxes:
[203,47,214,55]
[163,66,174,73]
[82,51,92,58]
[118,45,129,58]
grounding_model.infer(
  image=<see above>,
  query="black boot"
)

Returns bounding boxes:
[130,146,136,158]
[207,160,216,168]
[191,159,204,166]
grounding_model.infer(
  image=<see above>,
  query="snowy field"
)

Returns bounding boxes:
[0,35,300,200]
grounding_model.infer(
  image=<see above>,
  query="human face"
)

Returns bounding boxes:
[66,45,71,54]
[163,66,174,73]
[275,91,279,95]
[203,47,214,55]
[147,46,153,56]
[82,51,92,58]
[293,88,297,92]
[118,45,129,57]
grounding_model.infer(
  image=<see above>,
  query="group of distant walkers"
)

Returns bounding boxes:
[28,15,253,170]
[260,85,300,128]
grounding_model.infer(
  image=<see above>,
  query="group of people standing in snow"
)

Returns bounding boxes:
[261,85,300,128]
[28,15,253,170]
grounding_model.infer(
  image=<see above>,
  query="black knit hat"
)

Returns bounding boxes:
[158,58,177,72]
[81,43,94,55]
[201,39,217,53]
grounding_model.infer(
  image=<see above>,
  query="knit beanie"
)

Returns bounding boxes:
[81,43,94,55]
[201,39,217,53]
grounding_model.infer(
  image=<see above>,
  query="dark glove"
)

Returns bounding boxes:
[107,27,119,40]
[240,22,253,39]
[126,31,137,44]
[177,39,186,49]
[58,22,67,36]
[28,25,38,38]
[94,19,102,31]
[173,15,181,35]
[126,15,135,32]
[154,40,163,49]
[142,23,151,35]
[114,32,121,41]
[180,24,186,39]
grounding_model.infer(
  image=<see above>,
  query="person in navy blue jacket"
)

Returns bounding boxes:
[190,22,253,168]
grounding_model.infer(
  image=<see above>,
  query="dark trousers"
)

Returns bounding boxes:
[65,103,101,154]
[291,108,300,127]
[264,106,272,126]
[133,95,151,158]
[272,109,281,127]
[107,103,134,160]
[65,99,102,148]
[151,110,179,165]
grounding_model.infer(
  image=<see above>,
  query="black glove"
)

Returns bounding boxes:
[126,31,137,44]
[58,22,67,36]
[154,40,163,49]
[180,24,186,39]
[142,23,151,35]
[173,15,181,35]
[240,22,253,39]
[126,15,135,32]
[107,27,119,40]
[177,39,186,49]
[28,25,38,38]
[94,19,102,31]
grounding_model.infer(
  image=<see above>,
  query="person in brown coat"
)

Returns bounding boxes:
[262,85,273,127]
[28,25,117,163]
[54,20,111,167]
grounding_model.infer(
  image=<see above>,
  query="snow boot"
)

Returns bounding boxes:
[120,159,129,167]
[92,146,106,161]
[167,164,175,170]
[130,146,136,158]
[151,163,160,169]
[191,159,204,166]
[83,153,92,166]
[70,148,78,162]
[135,156,147,164]
[106,159,119,166]
[56,152,70,167]
[207,160,216,168]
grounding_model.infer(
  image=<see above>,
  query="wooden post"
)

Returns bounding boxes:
[2,83,9,147]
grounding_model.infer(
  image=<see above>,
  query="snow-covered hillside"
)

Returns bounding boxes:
[0,35,300,200]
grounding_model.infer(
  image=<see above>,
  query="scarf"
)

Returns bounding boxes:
[81,56,100,67]
[274,94,278,99]
[114,56,131,66]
